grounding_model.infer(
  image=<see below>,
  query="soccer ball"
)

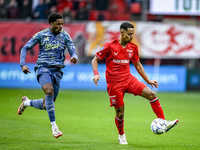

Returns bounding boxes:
[151,118,167,134]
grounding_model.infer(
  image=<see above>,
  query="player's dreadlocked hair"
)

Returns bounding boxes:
[48,12,63,24]
[120,22,134,31]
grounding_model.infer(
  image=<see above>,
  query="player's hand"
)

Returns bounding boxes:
[70,57,77,64]
[93,75,100,86]
[148,80,158,88]
[22,65,31,74]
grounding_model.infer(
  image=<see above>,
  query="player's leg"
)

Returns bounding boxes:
[17,69,52,115]
[115,105,128,145]
[126,76,165,119]
[127,76,178,132]
[18,96,30,115]
[141,86,165,119]
[115,105,125,136]
[50,80,62,138]
[108,85,127,144]
[36,71,62,138]
[42,82,62,138]
[141,87,179,131]
[17,75,46,115]
[18,97,45,115]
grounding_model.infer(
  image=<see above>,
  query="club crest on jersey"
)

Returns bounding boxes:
[110,95,116,105]
[128,52,132,58]
[111,98,116,105]
[127,50,133,58]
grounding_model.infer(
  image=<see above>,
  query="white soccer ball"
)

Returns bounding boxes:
[151,118,167,134]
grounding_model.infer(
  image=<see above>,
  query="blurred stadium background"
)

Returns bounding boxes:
[0,0,200,92]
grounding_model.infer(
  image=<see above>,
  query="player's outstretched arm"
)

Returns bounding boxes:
[133,61,158,88]
[91,56,101,86]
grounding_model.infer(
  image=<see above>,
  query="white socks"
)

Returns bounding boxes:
[24,100,31,107]
[51,121,57,131]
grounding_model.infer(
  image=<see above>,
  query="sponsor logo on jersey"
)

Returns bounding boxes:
[126,50,133,52]
[113,59,130,63]
[44,43,61,50]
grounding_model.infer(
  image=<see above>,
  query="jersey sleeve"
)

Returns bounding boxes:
[64,31,78,60]
[95,43,110,60]
[20,32,41,68]
[131,45,140,63]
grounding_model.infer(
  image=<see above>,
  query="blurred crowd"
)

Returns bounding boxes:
[0,0,142,22]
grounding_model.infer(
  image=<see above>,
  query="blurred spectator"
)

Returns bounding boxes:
[0,0,7,19]
[75,2,88,20]
[32,0,48,20]
[62,6,72,23]
[109,1,118,13]
[72,0,79,10]
[125,0,131,8]
[45,0,57,8]
[7,0,20,19]
[109,0,126,14]
[95,0,108,10]
[49,5,57,14]
[32,0,39,11]
[20,0,32,20]
[45,0,57,15]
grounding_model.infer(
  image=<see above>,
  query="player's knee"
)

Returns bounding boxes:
[115,106,124,118]
[147,90,156,100]
[44,87,54,95]
[118,112,124,118]
[116,110,124,118]
[42,83,54,95]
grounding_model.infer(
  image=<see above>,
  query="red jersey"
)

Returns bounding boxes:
[95,39,139,84]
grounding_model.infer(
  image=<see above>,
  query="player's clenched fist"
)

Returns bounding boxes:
[70,57,77,64]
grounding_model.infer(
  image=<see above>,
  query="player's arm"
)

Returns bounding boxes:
[20,32,40,74]
[91,56,101,86]
[64,32,78,64]
[133,61,158,88]
[92,43,109,86]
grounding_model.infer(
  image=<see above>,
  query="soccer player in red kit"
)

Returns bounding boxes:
[91,22,179,144]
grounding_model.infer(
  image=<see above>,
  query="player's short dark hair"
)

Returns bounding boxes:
[48,12,63,24]
[120,22,134,31]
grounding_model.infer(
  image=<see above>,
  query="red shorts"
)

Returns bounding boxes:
[107,75,147,108]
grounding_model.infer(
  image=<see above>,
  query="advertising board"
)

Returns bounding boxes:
[150,0,200,16]
[0,63,186,92]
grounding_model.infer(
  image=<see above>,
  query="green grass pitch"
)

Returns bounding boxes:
[0,89,200,150]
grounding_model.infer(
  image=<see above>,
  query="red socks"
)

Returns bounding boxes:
[115,116,124,135]
[149,98,165,120]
